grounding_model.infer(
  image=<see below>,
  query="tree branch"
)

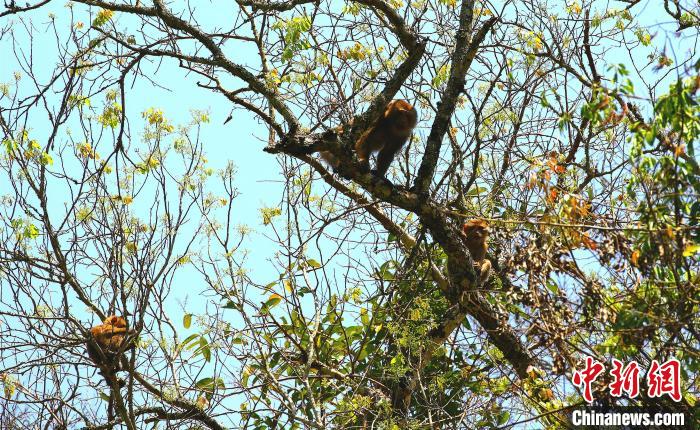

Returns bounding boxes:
[414,12,497,196]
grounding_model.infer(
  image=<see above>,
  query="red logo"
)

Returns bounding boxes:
[572,356,605,403]
[609,359,641,398]
[647,359,681,402]
[573,356,682,403]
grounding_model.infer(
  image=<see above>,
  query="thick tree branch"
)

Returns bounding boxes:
[236,0,318,12]
[414,12,497,196]
[0,0,51,18]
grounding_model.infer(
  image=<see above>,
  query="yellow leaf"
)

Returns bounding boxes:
[674,143,686,157]
[264,294,282,309]
[196,395,208,410]
[631,250,640,266]
[683,244,700,257]
[665,226,676,239]
[539,388,554,400]
[125,242,138,254]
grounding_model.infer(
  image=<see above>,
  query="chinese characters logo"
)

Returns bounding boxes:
[572,357,682,403]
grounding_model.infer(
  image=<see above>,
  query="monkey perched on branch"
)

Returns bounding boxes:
[461,219,492,283]
[321,99,418,177]
[356,99,417,176]
[86,315,134,386]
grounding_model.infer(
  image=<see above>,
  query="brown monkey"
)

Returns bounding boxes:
[461,219,492,283]
[320,100,418,177]
[355,99,417,176]
[86,315,134,386]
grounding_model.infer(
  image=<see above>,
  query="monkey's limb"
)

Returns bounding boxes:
[476,259,492,283]
[355,143,371,171]
[375,144,401,177]
[87,334,133,387]
[88,343,127,425]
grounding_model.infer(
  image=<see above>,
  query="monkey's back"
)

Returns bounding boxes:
[355,123,396,153]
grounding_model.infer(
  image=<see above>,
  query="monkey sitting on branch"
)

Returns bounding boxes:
[461,219,492,284]
[86,315,135,387]
[321,99,418,178]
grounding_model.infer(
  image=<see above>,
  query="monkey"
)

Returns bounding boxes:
[461,219,492,283]
[86,315,135,421]
[86,315,134,387]
[356,99,417,177]
[320,99,418,178]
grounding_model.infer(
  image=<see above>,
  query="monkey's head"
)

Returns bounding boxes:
[384,100,417,137]
[90,315,131,350]
[103,315,128,328]
[461,219,490,243]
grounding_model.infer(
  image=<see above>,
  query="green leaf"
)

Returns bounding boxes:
[265,294,282,308]
[183,313,192,329]
[196,377,215,390]
[498,410,511,425]
[466,186,488,196]
[222,300,238,310]
[181,334,200,350]
[377,260,397,281]
[40,152,53,166]
[24,224,39,240]
[197,337,212,362]
[306,259,321,268]
[241,367,251,388]
[360,308,370,326]
[92,9,114,27]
